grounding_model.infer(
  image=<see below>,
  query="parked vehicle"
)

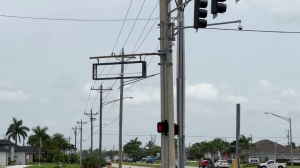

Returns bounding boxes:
[105,158,111,165]
[258,160,287,168]
[249,156,260,163]
[293,158,300,163]
[142,156,152,161]
[199,158,213,168]
[146,158,153,164]
[214,160,229,168]
[128,158,133,163]
[132,157,137,163]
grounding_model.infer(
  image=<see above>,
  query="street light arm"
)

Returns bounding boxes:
[265,112,289,121]
[103,97,133,106]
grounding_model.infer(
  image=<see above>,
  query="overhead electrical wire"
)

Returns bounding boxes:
[131,0,159,53]
[84,0,133,121]
[0,14,158,22]
[97,1,160,115]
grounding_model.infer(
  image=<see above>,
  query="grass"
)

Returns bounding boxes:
[28,162,81,168]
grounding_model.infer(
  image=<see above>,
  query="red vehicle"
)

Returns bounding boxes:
[199,158,212,168]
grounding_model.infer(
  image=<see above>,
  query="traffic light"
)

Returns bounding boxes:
[194,0,208,29]
[174,124,179,135]
[157,120,168,135]
[211,0,227,15]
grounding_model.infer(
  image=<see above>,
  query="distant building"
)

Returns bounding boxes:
[247,139,300,161]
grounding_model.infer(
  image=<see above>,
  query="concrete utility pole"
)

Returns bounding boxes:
[84,109,99,155]
[160,0,175,168]
[91,84,112,167]
[72,126,78,154]
[77,120,87,166]
[118,48,125,168]
[176,0,186,168]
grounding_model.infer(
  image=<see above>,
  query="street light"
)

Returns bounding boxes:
[265,112,293,168]
[103,97,133,106]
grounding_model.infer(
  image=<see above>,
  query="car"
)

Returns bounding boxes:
[142,156,152,161]
[199,158,212,168]
[249,156,260,163]
[105,158,111,165]
[146,158,153,164]
[214,160,229,168]
[128,158,133,163]
[132,157,137,163]
[258,160,287,168]
[293,158,300,163]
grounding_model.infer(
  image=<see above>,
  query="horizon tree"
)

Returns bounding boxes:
[6,117,30,144]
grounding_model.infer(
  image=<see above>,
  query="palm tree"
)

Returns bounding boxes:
[27,125,50,148]
[6,117,30,144]
[239,135,256,162]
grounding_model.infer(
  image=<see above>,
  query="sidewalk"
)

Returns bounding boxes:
[3,165,31,168]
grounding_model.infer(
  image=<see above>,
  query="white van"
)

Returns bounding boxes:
[249,156,260,163]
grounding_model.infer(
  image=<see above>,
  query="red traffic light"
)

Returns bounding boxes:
[157,121,168,135]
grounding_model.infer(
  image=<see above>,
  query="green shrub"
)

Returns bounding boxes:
[243,163,259,168]
[286,162,300,166]
[276,159,290,162]
[82,156,104,168]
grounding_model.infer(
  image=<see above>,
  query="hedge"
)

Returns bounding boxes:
[286,162,300,166]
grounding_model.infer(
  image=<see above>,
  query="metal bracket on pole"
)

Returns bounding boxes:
[158,49,173,66]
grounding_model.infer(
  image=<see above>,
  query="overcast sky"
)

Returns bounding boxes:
[1,0,300,151]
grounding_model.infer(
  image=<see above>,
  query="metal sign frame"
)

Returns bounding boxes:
[93,61,146,80]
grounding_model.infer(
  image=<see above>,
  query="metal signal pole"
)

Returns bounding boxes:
[160,0,175,168]
[177,0,185,168]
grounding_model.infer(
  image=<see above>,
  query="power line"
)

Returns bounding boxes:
[122,0,146,48]
[131,0,159,53]
[0,14,158,22]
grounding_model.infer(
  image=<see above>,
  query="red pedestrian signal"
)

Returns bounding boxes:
[157,121,168,135]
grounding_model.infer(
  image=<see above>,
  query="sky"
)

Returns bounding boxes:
[1,0,300,152]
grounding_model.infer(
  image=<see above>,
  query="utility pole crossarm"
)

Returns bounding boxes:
[89,52,164,60]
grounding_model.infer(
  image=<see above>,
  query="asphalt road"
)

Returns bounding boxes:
[111,163,196,168]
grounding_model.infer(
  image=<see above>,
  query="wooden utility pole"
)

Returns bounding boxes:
[91,84,112,167]
[84,109,98,155]
[118,48,125,168]
[77,120,87,166]
[72,126,79,154]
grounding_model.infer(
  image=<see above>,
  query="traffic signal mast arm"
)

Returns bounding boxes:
[173,20,241,36]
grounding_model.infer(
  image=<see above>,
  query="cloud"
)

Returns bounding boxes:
[0,90,29,102]
[251,0,300,25]
[126,86,160,105]
[82,82,98,97]
[186,83,219,101]
[223,95,249,103]
[260,79,270,87]
[40,98,50,103]
[283,89,300,97]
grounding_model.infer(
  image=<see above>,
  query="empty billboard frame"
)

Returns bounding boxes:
[92,61,147,80]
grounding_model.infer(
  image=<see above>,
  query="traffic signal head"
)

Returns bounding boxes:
[157,121,168,135]
[194,0,208,29]
[211,0,227,14]
[174,124,179,135]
